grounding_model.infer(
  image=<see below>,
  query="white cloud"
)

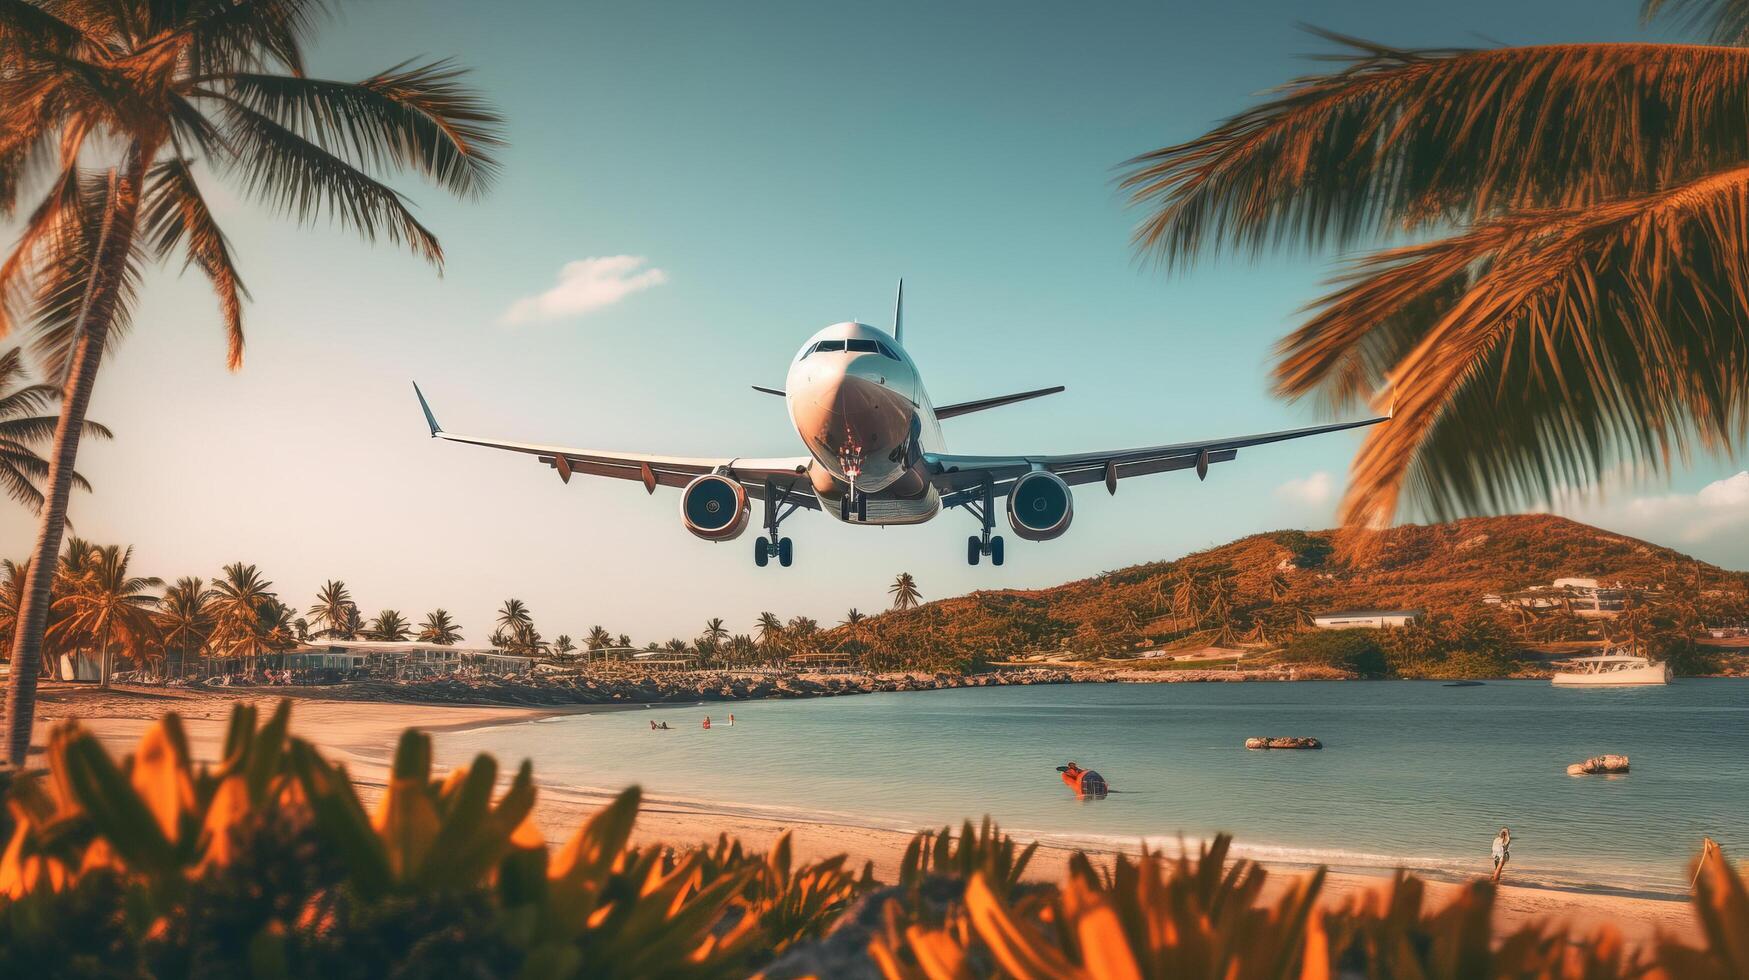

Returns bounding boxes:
[1617,471,1749,542]
[1275,471,1335,507]
[1553,470,1749,548]
[499,255,667,325]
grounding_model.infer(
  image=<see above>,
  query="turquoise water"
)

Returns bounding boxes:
[438,680,1749,897]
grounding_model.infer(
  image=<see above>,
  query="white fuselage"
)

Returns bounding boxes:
[784,322,945,524]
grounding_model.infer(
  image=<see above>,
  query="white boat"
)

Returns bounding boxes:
[1550,652,1671,687]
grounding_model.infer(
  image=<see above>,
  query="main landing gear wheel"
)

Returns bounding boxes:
[968,534,1006,566]
[756,479,802,567]
[963,481,1006,567]
[857,495,868,521]
[840,495,851,521]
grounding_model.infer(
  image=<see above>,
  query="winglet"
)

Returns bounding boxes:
[892,278,904,345]
[412,382,442,436]
[751,385,786,397]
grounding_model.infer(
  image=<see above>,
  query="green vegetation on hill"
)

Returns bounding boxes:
[848,515,1749,678]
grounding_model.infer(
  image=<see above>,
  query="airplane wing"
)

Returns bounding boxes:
[927,415,1388,506]
[413,384,820,509]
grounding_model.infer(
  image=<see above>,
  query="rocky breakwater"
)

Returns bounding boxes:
[340,668,1084,708]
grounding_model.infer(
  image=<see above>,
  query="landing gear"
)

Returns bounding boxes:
[839,483,870,523]
[754,536,793,567]
[755,479,803,568]
[964,481,1005,566]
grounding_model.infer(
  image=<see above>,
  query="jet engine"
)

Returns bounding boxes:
[1006,471,1073,541]
[680,474,750,541]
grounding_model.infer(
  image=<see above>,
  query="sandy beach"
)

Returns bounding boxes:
[22,682,1703,950]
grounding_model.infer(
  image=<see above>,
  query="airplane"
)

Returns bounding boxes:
[412,283,1388,568]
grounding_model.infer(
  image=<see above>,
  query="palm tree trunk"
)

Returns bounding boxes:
[98,622,113,690]
[2,163,142,767]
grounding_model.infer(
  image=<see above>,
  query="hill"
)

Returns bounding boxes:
[849,515,1749,672]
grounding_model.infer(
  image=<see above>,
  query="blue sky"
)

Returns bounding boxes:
[3,0,1743,646]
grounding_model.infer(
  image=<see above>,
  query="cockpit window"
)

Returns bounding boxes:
[877,342,901,360]
[847,339,879,353]
[814,339,845,352]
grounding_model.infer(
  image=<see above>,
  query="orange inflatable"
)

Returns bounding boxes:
[1056,763,1109,799]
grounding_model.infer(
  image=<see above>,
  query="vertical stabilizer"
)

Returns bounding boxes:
[892,278,904,345]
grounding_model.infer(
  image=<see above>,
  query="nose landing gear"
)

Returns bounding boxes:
[754,479,801,568]
[964,481,1004,566]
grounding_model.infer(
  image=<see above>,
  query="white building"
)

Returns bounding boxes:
[293,640,534,676]
[1313,610,1423,630]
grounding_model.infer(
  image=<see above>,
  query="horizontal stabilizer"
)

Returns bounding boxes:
[936,385,1064,420]
[752,385,786,397]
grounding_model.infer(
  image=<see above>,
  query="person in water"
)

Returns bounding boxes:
[702,716,711,729]
[1491,827,1512,883]
[727,713,735,726]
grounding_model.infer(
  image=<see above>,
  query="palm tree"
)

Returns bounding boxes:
[307,580,358,639]
[50,544,161,687]
[755,611,784,647]
[616,634,632,650]
[1120,8,1749,533]
[0,348,110,513]
[0,1,503,765]
[0,559,29,655]
[369,610,411,642]
[786,615,820,657]
[552,634,576,659]
[839,608,867,649]
[418,609,462,645]
[701,617,729,650]
[209,563,277,672]
[497,598,533,635]
[258,598,299,661]
[155,577,215,679]
[889,573,922,612]
[585,626,613,650]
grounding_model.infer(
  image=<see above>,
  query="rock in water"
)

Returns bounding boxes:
[1567,754,1630,775]
[1245,737,1322,750]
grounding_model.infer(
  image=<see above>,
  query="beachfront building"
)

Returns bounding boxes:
[294,640,535,677]
[1312,609,1423,630]
[1487,577,1634,619]
[788,650,858,670]
[631,650,700,670]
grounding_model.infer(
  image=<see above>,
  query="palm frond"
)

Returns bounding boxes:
[1644,0,1749,44]
[176,0,329,76]
[27,169,146,380]
[0,165,81,339]
[1120,34,1749,265]
[0,453,46,508]
[0,1,93,55]
[225,60,504,197]
[1296,165,1749,528]
[143,158,248,367]
[218,100,443,265]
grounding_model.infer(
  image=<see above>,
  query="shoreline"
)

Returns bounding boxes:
[33,684,1706,949]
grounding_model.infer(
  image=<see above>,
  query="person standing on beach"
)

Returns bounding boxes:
[727,713,735,726]
[1491,827,1512,883]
